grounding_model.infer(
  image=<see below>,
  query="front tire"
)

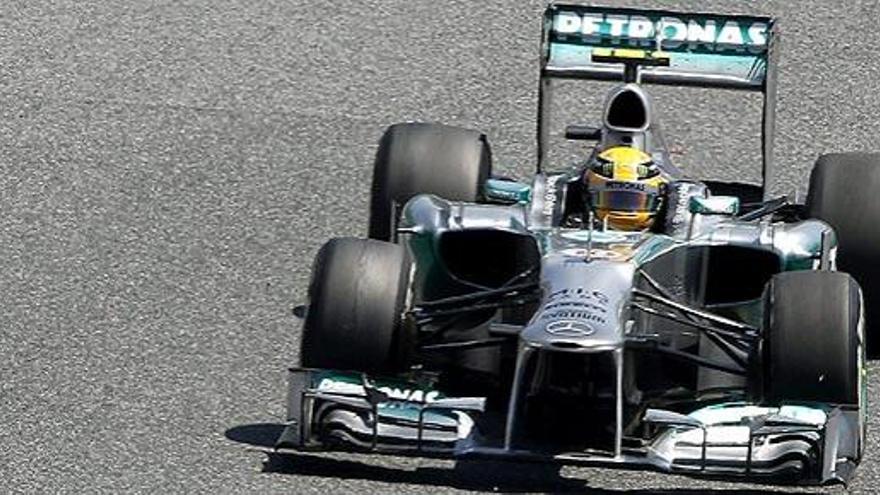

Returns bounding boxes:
[299,238,412,374]
[761,271,863,405]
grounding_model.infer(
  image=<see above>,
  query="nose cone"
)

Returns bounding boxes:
[522,257,635,351]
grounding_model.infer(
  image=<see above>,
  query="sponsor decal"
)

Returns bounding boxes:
[670,188,692,229]
[664,182,704,233]
[315,377,362,395]
[542,175,560,217]
[605,181,647,192]
[561,247,631,261]
[553,12,767,53]
[316,377,441,403]
[545,319,596,337]
[546,288,609,305]
[541,288,610,325]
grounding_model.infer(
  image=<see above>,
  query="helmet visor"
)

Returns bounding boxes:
[592,190,660,212]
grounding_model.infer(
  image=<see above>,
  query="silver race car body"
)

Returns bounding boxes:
[269,4,866,487]
[276,185,863,485]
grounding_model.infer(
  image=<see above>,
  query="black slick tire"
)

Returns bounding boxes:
[806,152,880,354]
[368,123,492,241]
[761,271,862,405]
[299,237,411,374]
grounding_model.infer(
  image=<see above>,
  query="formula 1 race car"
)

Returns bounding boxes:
[272,4,875,486]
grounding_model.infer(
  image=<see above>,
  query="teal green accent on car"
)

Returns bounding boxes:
[776,225,836,272]
[311,370,445,400]
[552,13,769,55]
[484,178,531,204]
[531,230,555,254]
[408,229,449,299]
[398,198,448,296]
[632,234,679,266]
[546,6,774,89]
[689,195,740,216]
[550,44,766,84]
[310,370,452,422]
[782,255,814,271]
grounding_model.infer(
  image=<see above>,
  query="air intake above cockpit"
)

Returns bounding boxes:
[604,85,651,132]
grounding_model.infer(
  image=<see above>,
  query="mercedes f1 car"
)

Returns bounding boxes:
[272,4,876,486]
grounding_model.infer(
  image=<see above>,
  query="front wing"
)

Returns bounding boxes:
[269,368,861,486]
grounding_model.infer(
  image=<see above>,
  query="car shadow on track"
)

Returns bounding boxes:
[225,423,812,494]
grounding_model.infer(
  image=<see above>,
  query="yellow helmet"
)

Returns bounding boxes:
[584,146,668,231]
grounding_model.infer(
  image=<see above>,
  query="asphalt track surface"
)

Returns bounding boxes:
[3,0,880,493]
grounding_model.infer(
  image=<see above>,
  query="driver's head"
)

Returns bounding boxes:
[584,146,667,231]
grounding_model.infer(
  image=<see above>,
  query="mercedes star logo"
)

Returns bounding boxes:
[545,320,595,337]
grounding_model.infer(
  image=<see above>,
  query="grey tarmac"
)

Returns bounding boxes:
[1,1,877,493]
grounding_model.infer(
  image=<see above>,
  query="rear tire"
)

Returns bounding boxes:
[806,152,880,354]
[761,271,863,405]
[299,238,412,374]
[369,123,492,241]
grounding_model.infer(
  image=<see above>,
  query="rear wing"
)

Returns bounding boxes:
[543,5,776,89]
[536,4,780,198]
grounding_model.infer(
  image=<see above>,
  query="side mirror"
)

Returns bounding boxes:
[564,125,602,141]
[643,408,703,429]
[688,195,740,216]
[483,178,531,204]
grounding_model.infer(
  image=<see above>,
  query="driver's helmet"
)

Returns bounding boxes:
[584,146,668,231]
